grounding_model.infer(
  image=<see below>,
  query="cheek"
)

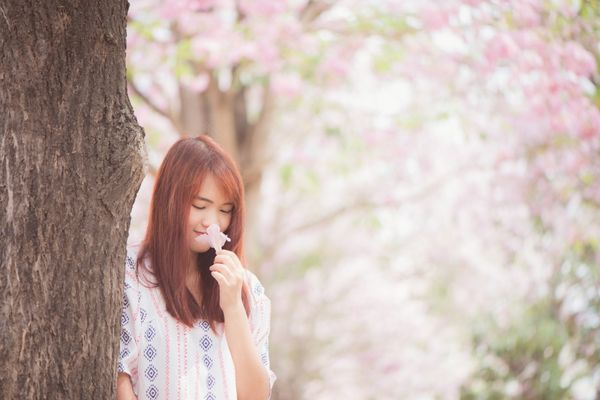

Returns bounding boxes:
[187,212,201,230]
[220,214,233,231]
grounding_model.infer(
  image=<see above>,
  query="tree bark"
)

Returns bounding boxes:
[0,1,145,398]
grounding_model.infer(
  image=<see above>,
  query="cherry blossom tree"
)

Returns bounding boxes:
[126,0,599,398]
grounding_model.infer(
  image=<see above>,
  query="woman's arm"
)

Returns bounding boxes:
[211,250,271,400]
[116,373,137,400]
[223,304,270,400]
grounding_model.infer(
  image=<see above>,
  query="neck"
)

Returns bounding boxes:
[186,254,202,304]
[187,252,199,278]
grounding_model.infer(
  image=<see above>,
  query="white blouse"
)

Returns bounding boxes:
[118,244,276,400]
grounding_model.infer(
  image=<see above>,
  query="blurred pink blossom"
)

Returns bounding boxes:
[158,0,213,20]
[238,0,288,17]
[419,4,458,30]
[181,73,210,92]
[508,0,543,28]
[484,33,518,66]
[561,41,597,77]
[272,73,303,98]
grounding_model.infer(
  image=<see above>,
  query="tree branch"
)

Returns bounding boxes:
[300,0,337,25]
[250,82,274,148]
[129,81,172,122]
[260,161,487,264]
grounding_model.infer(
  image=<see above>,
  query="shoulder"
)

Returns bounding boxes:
[123,242,155,289]
[125,243,149,284]
[123,245,141,290]
[124,243,154,280]
[123,244,142,286]
[125,242,143,267]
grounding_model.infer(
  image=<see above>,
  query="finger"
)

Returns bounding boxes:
[214,254,243,273]
[224,250,242,267]
[214,254,234,267]
[210,263,236,281]
[211,264,244,287]
[210,263,231,274]
[217,250,244,268]
[216,250,239,263]
[210,271,230,286]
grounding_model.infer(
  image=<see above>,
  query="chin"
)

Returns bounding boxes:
[191,244,213,254]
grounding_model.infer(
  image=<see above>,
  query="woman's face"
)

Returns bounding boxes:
[188,174,234,254]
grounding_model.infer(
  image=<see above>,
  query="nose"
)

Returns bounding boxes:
[201,211,219,228]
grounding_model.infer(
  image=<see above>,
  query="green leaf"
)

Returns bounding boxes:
[280,164,294,188]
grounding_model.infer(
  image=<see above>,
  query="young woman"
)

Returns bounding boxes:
[117,136,276,400]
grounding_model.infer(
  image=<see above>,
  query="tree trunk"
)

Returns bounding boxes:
[0,1,145,398]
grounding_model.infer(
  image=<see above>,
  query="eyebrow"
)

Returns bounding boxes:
[194,196,234,206]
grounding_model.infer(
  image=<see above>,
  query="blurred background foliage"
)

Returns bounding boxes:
[126,0,600,398]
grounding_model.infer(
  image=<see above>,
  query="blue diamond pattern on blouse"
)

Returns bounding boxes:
[261,353,269,365]
[126,256,135,270]
[146,384,159,399]
[144,344,157,362]
[203,354,213,369]
[200,335,213,351]
[145,364,158,381]
[121,312,129,326]
[117,361,124,373]
[123,293,129,308]
[121,328,131,345]
[145,325,156,341]
[120,348,130,359]
[124,281,131,290]
[199,320,210,331]
[205,393,216,400]
[207,374,215,389]
[140,307,147,322]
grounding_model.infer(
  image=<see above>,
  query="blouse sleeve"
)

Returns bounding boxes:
[246,271,277,396]
[117,251,141,381]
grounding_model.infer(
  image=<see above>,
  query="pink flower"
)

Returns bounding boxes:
[159,0,216,20]
[238,0,288,17]
[509,0,543,28]
[317,43,359,83]
[561,41,596,77]
[252,39,283,73]
[190,0,217,11]
[484,33,518,67]
[319,55,349,79]
[419,4,456,30]
[272,73,303,98]
[205,224,230,251]
[181,73,210,92]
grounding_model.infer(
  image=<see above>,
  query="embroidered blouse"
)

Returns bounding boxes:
[118,245,276,400]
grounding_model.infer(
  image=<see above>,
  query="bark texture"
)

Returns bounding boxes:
[0,1,145,398]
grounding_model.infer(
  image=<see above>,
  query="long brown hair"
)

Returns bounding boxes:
[137,135,250,329]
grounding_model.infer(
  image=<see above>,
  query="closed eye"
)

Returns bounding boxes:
[193,205,232,213]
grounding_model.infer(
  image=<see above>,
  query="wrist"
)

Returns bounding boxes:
[222,301,246,317]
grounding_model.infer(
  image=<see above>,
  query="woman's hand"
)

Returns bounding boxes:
[117,373,137,400]
[210,249,246,314]
[213,251,270,400]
